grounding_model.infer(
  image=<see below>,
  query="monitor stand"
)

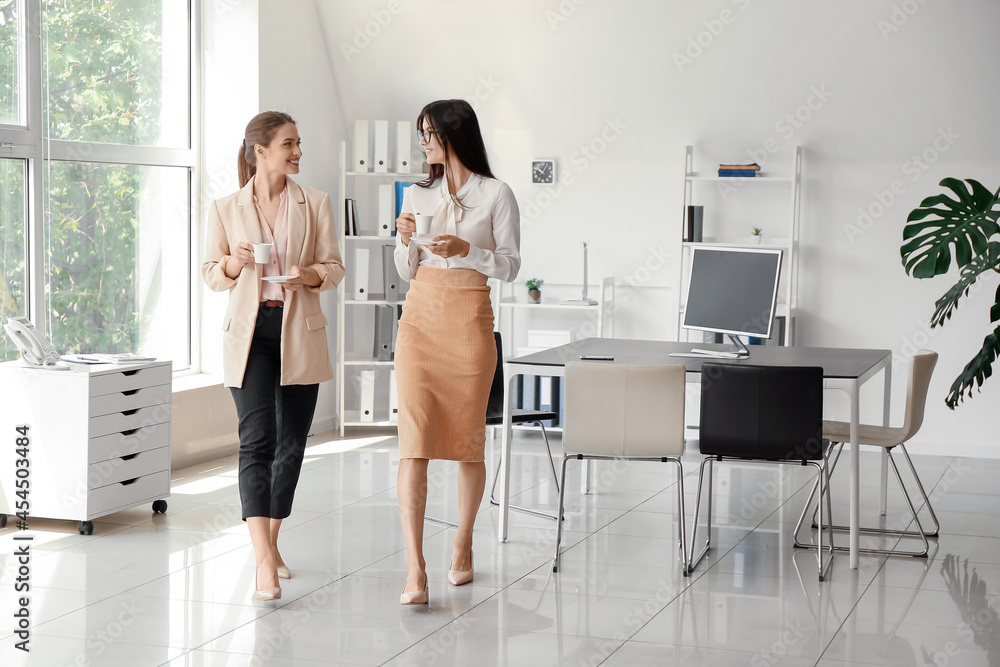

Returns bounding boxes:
[671,334,751,359]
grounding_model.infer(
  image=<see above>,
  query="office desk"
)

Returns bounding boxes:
[497,338,892,570]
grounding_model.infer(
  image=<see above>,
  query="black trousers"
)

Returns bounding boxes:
[230,305,319,520]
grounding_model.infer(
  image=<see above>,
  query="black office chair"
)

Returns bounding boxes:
[426,332,560,528]
[688,363,835,580]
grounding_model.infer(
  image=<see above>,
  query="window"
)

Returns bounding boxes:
[0,158,26,361]
[0,0,196,369]
[0,0,22,125]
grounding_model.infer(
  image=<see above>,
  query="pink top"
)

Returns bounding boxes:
[253,184,289,302]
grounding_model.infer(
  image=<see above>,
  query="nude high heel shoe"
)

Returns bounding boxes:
[399,572,429,605]
[276,565,291,579]
[448,551,473,586]
[252,566,281,601]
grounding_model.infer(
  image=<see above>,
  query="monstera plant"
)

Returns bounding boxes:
[901,178,1000,408]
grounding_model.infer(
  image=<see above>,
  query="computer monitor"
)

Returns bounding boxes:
[681,246,783,358]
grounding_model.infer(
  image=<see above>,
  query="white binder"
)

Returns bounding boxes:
[373,120,388,173]
[353,248,369,300]
[395,121,411,173]
[360,370,375,422]
[377,184,393,237]
[389,369,398,424]
[353,120,369,172]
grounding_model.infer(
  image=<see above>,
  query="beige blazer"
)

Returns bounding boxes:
[202,177,345,388]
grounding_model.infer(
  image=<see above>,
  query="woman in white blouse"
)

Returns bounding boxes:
[393,99,520,604]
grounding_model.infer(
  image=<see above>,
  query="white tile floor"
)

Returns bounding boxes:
[2,429,999,666]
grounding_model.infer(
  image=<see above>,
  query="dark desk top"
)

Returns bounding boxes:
[508,338,891,380]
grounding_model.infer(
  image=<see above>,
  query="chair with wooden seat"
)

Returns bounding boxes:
[689,363,835,580]
[552,362,688,574]
[793,349,940,557]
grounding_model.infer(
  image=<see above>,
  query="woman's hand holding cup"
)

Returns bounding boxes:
[226,242,256,277]
[396,213,416,245]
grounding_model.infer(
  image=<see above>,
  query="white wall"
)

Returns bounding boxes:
[256,0,1000,457]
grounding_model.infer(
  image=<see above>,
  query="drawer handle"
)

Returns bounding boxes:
[122,409,139,416]
[121,453,139,461]
[121,428,139,436]
[122,389,140,396]
[120,477,139,486]
[122,370,140,376]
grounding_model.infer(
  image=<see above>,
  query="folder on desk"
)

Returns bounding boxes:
[374,305,393,362]
[353,120,369,172]
[360,370,375,422]
[395,121,411,173]
[373,120,388,173]
[353,248,369,300]
[378,184,393,237]
[382,245,399,302]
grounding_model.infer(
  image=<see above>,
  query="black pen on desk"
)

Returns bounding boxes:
[579,355,614,361]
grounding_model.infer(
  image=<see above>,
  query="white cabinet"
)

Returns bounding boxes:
[677,145,801,345]
[336,140,419,435]
[0,360,172,534]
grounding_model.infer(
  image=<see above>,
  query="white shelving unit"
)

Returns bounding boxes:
[677,145,802,345]
[336,141,422,435]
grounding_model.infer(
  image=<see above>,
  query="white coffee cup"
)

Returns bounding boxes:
[252,243,273,264]
[414,213,433,236]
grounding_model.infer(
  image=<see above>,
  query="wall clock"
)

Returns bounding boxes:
[532,159,555,184]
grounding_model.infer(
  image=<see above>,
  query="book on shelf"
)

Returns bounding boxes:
[718,169,758,177]
[344,198,357,236]
[394,181,416,223]
[718,162,760,171]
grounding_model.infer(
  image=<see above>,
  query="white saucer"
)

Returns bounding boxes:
[262,275,296,283]
[411,235,443,246]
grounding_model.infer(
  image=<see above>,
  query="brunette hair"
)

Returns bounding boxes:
[416,100,495,189]
[237,111,296,188]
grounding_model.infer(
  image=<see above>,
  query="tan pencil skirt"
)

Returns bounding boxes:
[395,266,496,461]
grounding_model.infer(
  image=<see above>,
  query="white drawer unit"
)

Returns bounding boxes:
[0,360,172,535]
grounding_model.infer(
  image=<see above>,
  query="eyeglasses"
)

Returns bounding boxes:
[417,129,441,143]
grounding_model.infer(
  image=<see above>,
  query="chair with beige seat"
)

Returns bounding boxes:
[552,362,688,574]
[793,349,940,557]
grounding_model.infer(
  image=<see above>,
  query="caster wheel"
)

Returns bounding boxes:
[152,500,168,514]
[0,514,7,528]
[78,521,94,535]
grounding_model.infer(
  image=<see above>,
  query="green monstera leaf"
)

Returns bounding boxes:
[930,241,1000,327]
[902,179,1000,409]
[901,178,1000,279]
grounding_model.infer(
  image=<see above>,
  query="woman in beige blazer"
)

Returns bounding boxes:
[202,111,344,601]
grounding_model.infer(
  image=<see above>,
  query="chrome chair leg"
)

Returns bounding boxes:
[669,458,689,576]
[807,441,939,540]
[808,458,834,581]
[898,444,940,536]
[796,447,931,557]
[489,422,560,521]
[553,453,572,572]
[688,456,714,574]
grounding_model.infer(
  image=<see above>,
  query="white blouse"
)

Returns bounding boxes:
[393,172,520,283]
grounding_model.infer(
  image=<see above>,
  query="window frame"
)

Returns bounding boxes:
[0,0,201,374]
